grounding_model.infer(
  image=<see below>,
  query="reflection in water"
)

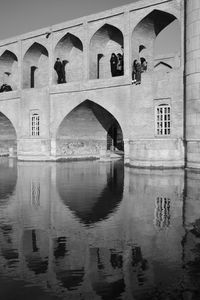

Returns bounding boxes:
[0,158,17,204]
[154,197,171,230]
[0,159,200,298]
[23,230,48,275]
[57,161,124,225]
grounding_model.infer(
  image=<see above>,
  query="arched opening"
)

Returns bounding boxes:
[0,50,18,91]
[131,10,179,72]
[56,100,124,159]
[0,112,17,157]
[89,24,124,79]
[54,33,83,84]
[23,42,49,89]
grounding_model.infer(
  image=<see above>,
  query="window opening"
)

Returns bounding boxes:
[156,104,171,135]
[31,113,40,136]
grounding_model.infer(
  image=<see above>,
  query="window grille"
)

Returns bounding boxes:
[31,113,40,136]
[156,104,171,136]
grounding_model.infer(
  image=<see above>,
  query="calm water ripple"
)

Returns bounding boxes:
[0,157,200,299]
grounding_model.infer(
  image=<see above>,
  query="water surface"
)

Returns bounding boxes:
[0,158,200,299]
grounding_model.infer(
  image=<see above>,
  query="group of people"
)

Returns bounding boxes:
[54,54,147,85]
[54,58,68,84]
[132,57,147,85]
[110,52,124,77]
[0,83,12,93]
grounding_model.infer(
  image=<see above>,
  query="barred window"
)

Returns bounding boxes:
[156,104,171,136]
[31,113,40,136]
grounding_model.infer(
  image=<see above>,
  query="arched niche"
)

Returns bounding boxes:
[23,42,49,89]
[131,10,178,71]
[89,24,124,79]
[0,50,18,91]
[54,33,83,84]
[56,100,124,159]
[0,112,17,156]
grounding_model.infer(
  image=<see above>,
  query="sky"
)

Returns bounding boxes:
[0,0,180,54]
[0,0,138,40]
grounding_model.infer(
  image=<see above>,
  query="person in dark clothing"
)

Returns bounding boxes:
[132,59,142,85]
[54,58,64,84]
[132,59,137,83]
[62,60,68,83]
[140,57,147,72]
[110,53,118,77]
[116,53,124,76]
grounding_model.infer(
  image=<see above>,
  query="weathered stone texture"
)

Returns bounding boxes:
[0,0,186,168]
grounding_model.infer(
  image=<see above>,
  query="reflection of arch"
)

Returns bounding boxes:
[23,42,49,89]
[56,100,124,158]
[0,50,18,90]
[131,10,178,70]
[89,247,125,299]
[57,160,124,225]
[54,33,83,84]
[89,24,124,79]
[56,269,85,290]
[0,112,17,157]
[23,229,48,275]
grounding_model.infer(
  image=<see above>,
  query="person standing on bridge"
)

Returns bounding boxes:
[116,53,124,76]
[110,53,118,77]
[132,59,141,85]
[54,58,64,84]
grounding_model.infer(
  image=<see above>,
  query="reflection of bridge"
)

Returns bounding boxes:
[0,159,186,299]
[0,0,199,168]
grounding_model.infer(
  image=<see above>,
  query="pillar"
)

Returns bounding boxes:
[186,0,200,168]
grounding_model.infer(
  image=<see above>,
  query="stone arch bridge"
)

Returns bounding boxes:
[0,0,198,168]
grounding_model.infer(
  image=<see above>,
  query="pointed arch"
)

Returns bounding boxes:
[54,33,83,84]
[0,50,18,91]
[131,9,178,71]
[1,50,18,62]
[23,42,49,89]
[55,100,124,159]
[0,111,17,156]
[89,23,124,79]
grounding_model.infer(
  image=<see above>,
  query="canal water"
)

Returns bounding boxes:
[0,157,200,300]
